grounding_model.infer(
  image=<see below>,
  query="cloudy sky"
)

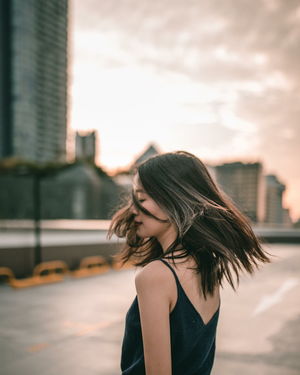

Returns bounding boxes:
[69,0,300,221]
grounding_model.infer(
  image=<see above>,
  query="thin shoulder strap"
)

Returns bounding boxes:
[159,258,180,286]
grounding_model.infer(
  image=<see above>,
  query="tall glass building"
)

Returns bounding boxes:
[0,0,68,163]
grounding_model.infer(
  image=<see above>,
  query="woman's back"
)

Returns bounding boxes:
[161,255,220,325]
[121,255,221,374]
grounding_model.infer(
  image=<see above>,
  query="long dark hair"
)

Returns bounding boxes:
[108,151,272,298]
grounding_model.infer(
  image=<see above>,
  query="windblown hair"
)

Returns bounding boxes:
[108,151,272,298]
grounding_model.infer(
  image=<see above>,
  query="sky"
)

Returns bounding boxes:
[69,0,300,221]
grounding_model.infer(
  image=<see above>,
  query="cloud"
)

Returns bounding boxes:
[72,0,300,220]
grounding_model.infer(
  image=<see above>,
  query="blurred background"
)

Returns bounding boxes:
[0,0,299,374]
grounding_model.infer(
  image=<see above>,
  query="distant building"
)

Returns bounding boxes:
[0,0,68,163]
[294,218,300,229]
[112,143,161,194]
[0,162,121,220]
[41,163,120,219]
[282,208,293,227]
[265,174,285,224]
[75,131,97,163]
[265,174,291,226]
[215,162,265,223]
[132,143,160,169]
[0,172,34,219]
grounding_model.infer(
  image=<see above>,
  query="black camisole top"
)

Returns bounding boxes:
[120,258,221,375]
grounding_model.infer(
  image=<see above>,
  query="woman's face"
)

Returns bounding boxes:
[131,174,173,239]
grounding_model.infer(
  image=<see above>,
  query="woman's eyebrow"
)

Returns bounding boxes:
[134,188,145,193]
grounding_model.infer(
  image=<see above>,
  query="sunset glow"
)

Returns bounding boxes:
[70,0,300,221]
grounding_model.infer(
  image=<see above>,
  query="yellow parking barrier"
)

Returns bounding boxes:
[8,261,69,289]
[9,275,64,288]
[1,254,134,289]
[71,255,110,278]
[0,267,15,284]
[33,260,69,276]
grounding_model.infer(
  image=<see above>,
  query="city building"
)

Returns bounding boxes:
[132,143,160,168]
[113,143,161,193]
[0,0,68,163]
[75,130,97,163]
[41,163,120,219]
[265,174,291,226]
[0,162,121,220]
[282,208,293,227]
[215,161,265,223]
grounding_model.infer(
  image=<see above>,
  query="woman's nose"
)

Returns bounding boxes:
[130,204,138,215]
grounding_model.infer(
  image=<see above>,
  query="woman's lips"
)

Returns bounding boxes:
[135,221,142,225]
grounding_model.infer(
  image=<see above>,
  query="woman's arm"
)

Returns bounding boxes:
[135,261,172,375]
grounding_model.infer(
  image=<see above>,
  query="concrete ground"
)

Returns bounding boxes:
[0,243,299,375]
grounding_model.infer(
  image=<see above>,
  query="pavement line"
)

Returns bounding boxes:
[75,317,123,336]
[26,342,50,353]
[252,277,299,316]
[24,318,123,353]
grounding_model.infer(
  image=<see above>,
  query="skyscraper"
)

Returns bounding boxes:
[0,0,68,163]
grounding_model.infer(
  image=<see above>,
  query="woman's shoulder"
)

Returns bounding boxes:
[134,259,176,294]
[135,259,169,282]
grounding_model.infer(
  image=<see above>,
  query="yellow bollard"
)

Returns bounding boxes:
[0,267,15,284]
[33,260,69,276]
[71,255,110,278]
[8,261,69,289]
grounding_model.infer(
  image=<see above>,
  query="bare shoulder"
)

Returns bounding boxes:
[135,260,172,292]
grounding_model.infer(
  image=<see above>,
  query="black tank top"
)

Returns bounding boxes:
[120,258,221,375]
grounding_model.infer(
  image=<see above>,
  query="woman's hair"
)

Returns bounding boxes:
[108,151,273,298]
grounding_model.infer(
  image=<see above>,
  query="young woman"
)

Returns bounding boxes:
[108,151,272,375]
